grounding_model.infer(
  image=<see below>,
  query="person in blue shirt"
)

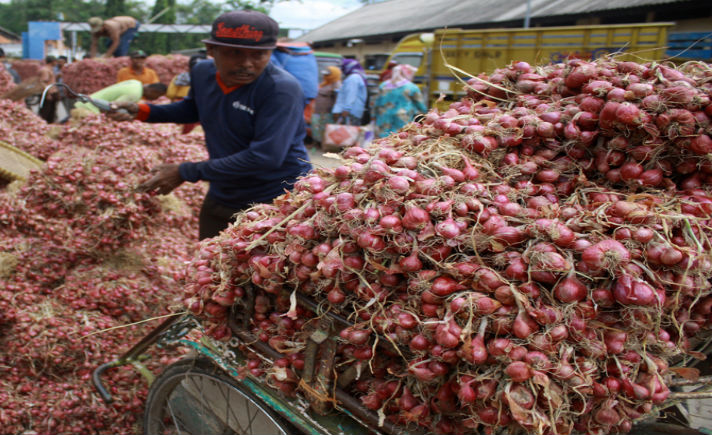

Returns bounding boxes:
[108,11,312,240]
[332,58,368,126]
[270,40,319,131]
[270,41,318,108]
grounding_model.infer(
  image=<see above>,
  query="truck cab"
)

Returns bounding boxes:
[364,32,434,93]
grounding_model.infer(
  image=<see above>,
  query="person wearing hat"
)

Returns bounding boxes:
[88,16,139,58]
[271,39,319,126]
[108,10,312,240]
[116,50,159,85]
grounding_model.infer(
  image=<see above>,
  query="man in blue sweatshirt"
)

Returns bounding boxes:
[109,11,312,239]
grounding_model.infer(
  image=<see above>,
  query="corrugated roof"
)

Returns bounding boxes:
[298,0,690,43]
[0,25,20,42]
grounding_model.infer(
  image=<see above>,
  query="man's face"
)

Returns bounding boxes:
[131,57,146,70]
[207,44,271,87]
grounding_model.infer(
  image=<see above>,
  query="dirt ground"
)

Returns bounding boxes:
[306,144,344,170]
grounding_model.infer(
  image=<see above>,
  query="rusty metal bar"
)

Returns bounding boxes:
[229,327,424,435]
[311,334,337,415]
[242,284,256,330]
[302,339,319,384]
[296,293,352,328]
[337,364,360,389]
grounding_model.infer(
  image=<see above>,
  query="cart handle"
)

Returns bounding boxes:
[92,314,185,404]
[93,360,123,403]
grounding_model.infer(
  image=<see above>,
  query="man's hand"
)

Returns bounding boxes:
[107,102,138,121]
[137,164,185,195]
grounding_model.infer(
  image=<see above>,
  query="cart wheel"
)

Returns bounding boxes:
[143,357,294,435]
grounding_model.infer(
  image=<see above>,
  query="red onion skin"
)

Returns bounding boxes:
[689,134,712,155]
[402,206,430,230]
[430,276,466,297]
[581,239,630,270]
[613,276,657,306]
[505,361,532,382]
[513,310,538,338]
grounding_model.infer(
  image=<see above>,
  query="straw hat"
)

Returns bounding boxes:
[88,17,103,33]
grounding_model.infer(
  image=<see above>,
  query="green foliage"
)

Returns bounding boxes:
[136,0,171,54]
[0,0,102,34]
[104,0,126,17]
[224,0,270,14]
[0,0,289,56]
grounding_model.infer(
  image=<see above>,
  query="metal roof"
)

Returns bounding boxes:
[0,24,20,42]
[61,22,211,34]
[298,0,692,43]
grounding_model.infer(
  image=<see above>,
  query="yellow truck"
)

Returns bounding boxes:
[366,23,673,107]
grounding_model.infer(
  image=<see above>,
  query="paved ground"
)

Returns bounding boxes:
[306,145,344,170]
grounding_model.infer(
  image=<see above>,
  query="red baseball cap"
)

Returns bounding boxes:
[202,11,279,50]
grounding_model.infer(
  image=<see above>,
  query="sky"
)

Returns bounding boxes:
[269,0,362,32]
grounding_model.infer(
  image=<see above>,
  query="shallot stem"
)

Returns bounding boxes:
[77,311,187,339]
[246,188,331,251]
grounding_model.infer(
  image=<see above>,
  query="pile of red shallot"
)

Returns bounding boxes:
[0,108,207,433]
[146,54,190,85]
[62,54,188,95]
[0,100,60,159]
[183,58,712,435]
[9,59,41,81]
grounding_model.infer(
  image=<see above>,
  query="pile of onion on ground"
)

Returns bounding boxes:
[183,58,712,435]
[62,54,188,95]
[0,105,207,433]
[0,64,15,95]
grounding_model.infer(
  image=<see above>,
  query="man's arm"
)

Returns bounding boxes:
[135,88,200,123]
[89,34,99,58]
[103,24,121,57]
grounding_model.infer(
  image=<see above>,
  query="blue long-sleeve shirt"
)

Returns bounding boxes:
[139,60,312,208]
[332,73,367,120]
[271,46,318,106]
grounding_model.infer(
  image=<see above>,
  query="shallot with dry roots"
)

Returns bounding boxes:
[183,58,712,435]
[0,107,207,433]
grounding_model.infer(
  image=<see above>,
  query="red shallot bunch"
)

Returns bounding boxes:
[182,58,712,435]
